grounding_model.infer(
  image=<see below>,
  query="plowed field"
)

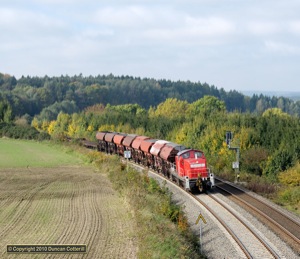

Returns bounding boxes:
[0,140,137,258]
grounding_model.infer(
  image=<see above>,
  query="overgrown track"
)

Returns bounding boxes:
[214,177,300,255]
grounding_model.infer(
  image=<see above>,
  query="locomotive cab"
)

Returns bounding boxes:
[175,149,213,192]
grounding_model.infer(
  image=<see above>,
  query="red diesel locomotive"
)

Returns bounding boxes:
[96,131,214,192]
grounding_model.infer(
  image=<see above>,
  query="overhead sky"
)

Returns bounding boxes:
[1,0,300,92]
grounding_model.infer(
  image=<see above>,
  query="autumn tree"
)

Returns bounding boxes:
[149,98,189,120]
[188,96,226,119]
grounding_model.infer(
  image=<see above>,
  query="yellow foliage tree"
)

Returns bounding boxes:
[188,96,226,119]
[68,123,77,137]
[98,124,116,132]
[150,98,189,120]
[56,112,71,135]
[31,117,41,131]
[278,162,300,187]
[65,113,87,138]
[230,126,253,150]
[135,127,146,136]
[87,125,94,132]
[47,121,56,135]
[198,123,234,171]
[116,123,133,134]
[175,123,190,145]
[262,108,290,119]
[41,120,50,132]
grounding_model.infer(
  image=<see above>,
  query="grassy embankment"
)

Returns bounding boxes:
[85,149,204,258]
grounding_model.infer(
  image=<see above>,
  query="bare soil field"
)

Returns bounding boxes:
[0,166,137,258]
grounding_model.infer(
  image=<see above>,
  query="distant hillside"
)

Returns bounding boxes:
[1,73,300,121]
[242,91,300,102]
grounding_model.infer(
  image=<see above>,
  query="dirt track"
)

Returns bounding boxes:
[0,166,137,258]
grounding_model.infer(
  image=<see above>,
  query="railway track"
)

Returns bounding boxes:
[214,177,300,255]
[129,161,284,258]
[193,193,281,258]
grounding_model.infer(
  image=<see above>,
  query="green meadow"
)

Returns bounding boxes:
[0,138,83,168]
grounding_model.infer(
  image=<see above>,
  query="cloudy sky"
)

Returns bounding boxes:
[1,0,300,92]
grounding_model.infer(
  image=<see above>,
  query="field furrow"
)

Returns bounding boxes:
[0,166,137,258]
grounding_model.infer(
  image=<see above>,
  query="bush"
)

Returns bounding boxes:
[237,173,278,196]
[276,162,300,214]
[278,162,300,187]
[277,187,300,214]
[241,146,268,176]
[246,180,277,196]
[0,122,50,140]
[278,187,300,204]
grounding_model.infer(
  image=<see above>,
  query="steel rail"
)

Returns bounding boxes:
[206,192,280,258]
[215,177,300,242]
[214,177,300,254]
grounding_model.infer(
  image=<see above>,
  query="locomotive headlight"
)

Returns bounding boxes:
[190,163,205,168]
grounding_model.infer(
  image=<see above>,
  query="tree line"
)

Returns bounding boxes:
[1,73,300,124]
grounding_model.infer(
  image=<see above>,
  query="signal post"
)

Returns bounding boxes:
[226,131,240,183]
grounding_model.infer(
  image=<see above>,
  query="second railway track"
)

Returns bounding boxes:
[214,177,300,255]
[195,192,281,258]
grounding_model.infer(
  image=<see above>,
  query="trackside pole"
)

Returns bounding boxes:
[124,151,131,172]
[195,212,207,254]
[226,131,240,183]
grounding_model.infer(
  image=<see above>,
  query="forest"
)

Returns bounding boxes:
[0,72,299,212]
[1,73,300,121]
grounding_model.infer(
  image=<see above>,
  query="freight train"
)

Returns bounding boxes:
[91,131,215,193]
